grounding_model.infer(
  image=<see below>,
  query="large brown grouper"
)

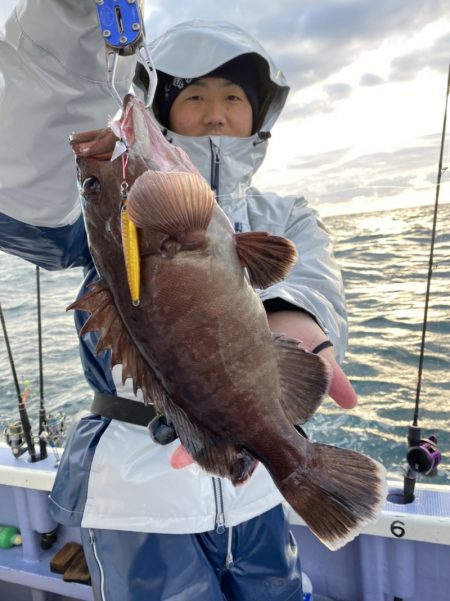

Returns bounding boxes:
[70,94,386,550]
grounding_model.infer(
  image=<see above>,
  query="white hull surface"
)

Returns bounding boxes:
[0,442,449,601]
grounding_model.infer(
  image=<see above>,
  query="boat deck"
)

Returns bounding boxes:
[1,442,450,601]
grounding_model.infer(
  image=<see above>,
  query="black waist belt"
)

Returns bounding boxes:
[91,391,157,427]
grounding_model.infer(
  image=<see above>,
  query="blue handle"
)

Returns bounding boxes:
[95,0,144,51]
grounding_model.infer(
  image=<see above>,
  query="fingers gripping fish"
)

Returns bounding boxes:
[69,94,387,551]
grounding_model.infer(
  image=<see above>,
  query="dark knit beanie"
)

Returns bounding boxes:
[153,54,263,133]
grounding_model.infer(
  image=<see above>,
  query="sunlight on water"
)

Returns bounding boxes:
[310,203,450,484]
[0,204,449,486]
[355,215,411,236]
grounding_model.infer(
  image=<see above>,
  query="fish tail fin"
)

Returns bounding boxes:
[127,170,215,238]
[277,442,387,550]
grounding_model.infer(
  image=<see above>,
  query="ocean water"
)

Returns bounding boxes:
[0,202,449,484]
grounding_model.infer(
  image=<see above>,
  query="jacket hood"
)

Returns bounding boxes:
[145,19,290,132]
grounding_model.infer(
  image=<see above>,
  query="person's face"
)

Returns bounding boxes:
[169,77,253,137]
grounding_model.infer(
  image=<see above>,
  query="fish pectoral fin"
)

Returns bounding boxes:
[234,232,297,289]
[275,334,331,424]
[276,443,387,550]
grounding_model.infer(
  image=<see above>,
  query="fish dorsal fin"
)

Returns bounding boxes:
[234,232,297,289]
[67,281,167,404]
[274,333,331,424]
[127,170,215,240]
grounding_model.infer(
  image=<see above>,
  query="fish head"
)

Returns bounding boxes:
[76,157,123,262]
[70,94,202,302]
[73,147,147,284]
[70,93,199,252]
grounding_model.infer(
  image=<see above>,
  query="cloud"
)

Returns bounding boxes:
[287,146,352,170]
[283,98,334,119]
[275,133,442,206]
[324,82,353,100]
[283,81,353,119]
[360,73,385,87]
[142,0,450,108]
[3,1,445,92]
[1,0,445,215]
[389,31,450,82]
[247,0,449,89]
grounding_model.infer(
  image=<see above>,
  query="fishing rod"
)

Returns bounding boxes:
[397,63,450,504]
[33,266,66,465]
[0,303,37,462]
[36,267,67,465]
[36,266,48,460]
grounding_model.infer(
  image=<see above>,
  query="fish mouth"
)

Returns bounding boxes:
[70,127,119,161]
[70,94,137,161]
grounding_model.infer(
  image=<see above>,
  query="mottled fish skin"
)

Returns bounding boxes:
[70,95,387,551]
[130,201,299,457]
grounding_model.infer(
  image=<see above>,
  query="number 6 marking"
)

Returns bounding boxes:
[391,520,406,538]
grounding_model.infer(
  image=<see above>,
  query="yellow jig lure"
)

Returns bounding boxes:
[120,181,140,306]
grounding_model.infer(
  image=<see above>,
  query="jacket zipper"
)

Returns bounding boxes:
[209,142,232,565]
[211,478,235,567]
[209,141,233,564]
[225,526,234,567]
[89,528,107,600]
[212,477,225,534]
[210,140,221,202]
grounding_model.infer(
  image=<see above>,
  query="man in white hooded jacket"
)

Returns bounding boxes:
[0,2,356,600]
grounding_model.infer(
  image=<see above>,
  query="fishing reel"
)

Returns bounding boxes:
[5,411,67,462]
[389,425,442,505]
[39,411,66,450]
[4,421,27,458]
[406,426,441,476]
[39,413,66,467]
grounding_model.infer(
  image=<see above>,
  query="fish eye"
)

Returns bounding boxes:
[82,177,101,196]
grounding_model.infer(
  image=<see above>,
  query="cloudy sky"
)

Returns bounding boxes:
[1,0,449,215]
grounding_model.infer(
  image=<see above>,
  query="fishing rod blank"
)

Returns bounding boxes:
[412,61,450,427]
[399,62,449,504]
[388,63,449,507]
[36,266,48,460]
[0,303,37,462]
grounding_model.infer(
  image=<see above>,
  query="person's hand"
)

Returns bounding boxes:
[266,310,357,409]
